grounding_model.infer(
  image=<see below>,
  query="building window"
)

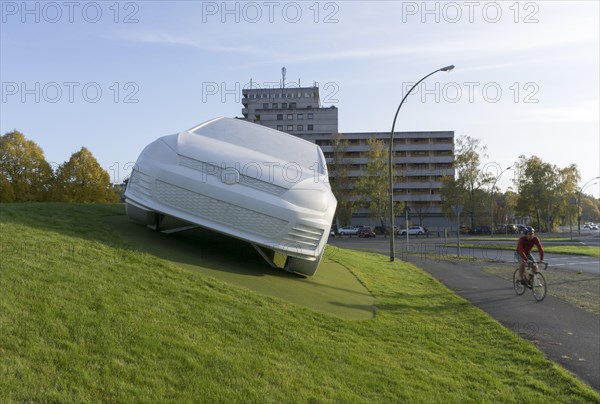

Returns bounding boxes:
[263,103,269,109]
[287,125,293,131]
[297,125,304,131]
[290,102,296,109]
[287,114,293,120]
[297,113,303,120]
[277,114,283,120]
[272,103,278,109]
[307,113,314,119]
[307,124,314,131]
[282,102,288,109]
[277,125,283,131]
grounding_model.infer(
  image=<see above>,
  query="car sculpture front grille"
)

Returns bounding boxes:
[155,180,288,238]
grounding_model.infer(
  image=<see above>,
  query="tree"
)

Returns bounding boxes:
[580,195,600,223]
[329,133,354,226]
[354,137,391,230]
[54,147,119,203]
[513,156,580,231]
[0,130,53,202]
[441,135,492,227]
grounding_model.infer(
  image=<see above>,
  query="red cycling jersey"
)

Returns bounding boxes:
[517,236,544,262]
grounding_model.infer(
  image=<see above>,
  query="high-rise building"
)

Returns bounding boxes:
[242,87,338,135]
[241,85,454,229]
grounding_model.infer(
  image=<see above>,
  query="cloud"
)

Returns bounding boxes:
[520,100,600,123]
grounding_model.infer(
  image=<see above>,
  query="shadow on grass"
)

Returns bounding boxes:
[112,215,376,319]
[1,203,375,319]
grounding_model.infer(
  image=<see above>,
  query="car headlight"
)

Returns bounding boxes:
[282,178,332,212]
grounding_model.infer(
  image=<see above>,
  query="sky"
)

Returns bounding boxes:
[1,0,599,197]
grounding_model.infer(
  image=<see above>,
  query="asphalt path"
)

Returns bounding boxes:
[331,236,600,274]
[328,236,600,391]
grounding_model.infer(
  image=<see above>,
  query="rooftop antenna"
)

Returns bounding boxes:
[281,67,286,89]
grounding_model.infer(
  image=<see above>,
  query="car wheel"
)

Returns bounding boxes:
[126,202,156,225]
[418,231,423,235]
[284,252,323,276]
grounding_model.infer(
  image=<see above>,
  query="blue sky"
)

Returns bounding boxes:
[1,1,599,197]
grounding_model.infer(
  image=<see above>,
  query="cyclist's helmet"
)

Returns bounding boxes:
[523,226,535,234]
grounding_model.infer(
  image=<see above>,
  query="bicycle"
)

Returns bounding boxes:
[513,261,548,301]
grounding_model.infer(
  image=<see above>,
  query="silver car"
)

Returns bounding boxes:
[125,117,337,276]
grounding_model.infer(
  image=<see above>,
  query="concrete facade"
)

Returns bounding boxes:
[241,86,455,230]
[242,87,338,135]
[302,131,455,230]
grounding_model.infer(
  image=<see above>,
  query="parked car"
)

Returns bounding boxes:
[469,226,492,235]
[502,224,519,234]
[459,225,471,234]
[399,226,426,236]
[358,226,376,238]
[373,226,386,235]
[125,117,337,276]
[338,226,359,236]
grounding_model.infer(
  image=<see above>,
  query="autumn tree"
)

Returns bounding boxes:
[441,135,493,227]
[513,156,580,231]
[329,133,354,226]
[354,137,392,230]
[580,195,600,223]
[0,130,53,202]
[54,147,119,203]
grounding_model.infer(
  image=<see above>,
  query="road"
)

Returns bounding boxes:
[328,235,600,391]
[329,235,600,274]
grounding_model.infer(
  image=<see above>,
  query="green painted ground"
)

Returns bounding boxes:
[108,215,374,319]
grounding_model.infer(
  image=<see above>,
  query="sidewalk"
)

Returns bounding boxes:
[401,255,600,391]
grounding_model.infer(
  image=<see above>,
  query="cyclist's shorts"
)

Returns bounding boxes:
[514,251,536,263]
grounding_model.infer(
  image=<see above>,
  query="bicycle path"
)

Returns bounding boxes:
[400,255,600,391]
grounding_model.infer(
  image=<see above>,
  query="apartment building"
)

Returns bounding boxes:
[241,86,338,135]
[241,85,454,229]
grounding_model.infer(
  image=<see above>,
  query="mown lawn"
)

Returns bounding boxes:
[1,203,598,402]
[448,243,600,258]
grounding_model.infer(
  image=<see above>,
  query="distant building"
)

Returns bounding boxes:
[241,84,454,229]
[242,86,338,135]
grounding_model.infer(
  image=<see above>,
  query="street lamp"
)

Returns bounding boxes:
[490,166,512,238]
[389,64,455,261]
[577,176,600,234]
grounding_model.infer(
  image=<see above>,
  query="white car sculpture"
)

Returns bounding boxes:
[124,117,337,276]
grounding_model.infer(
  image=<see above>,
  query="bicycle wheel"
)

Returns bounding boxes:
[513,268,526,296]
[531,272,547,301]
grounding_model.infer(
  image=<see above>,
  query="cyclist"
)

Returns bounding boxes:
[515,226,545,286]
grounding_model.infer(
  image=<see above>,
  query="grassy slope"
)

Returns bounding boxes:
[1,203,598,403]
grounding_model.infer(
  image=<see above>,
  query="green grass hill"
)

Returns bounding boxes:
[1,203,598,402]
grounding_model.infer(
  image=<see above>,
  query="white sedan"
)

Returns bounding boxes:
[399,226,426,236]
[337,226,359,236]
[125,117,337,276]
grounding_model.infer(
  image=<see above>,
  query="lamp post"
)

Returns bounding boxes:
[577,176,600,234]
[389,65,455,261]
[490,166,512,238]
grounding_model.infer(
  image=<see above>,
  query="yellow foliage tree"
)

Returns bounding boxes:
[54,147,118,203]
[0,130,53,202]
